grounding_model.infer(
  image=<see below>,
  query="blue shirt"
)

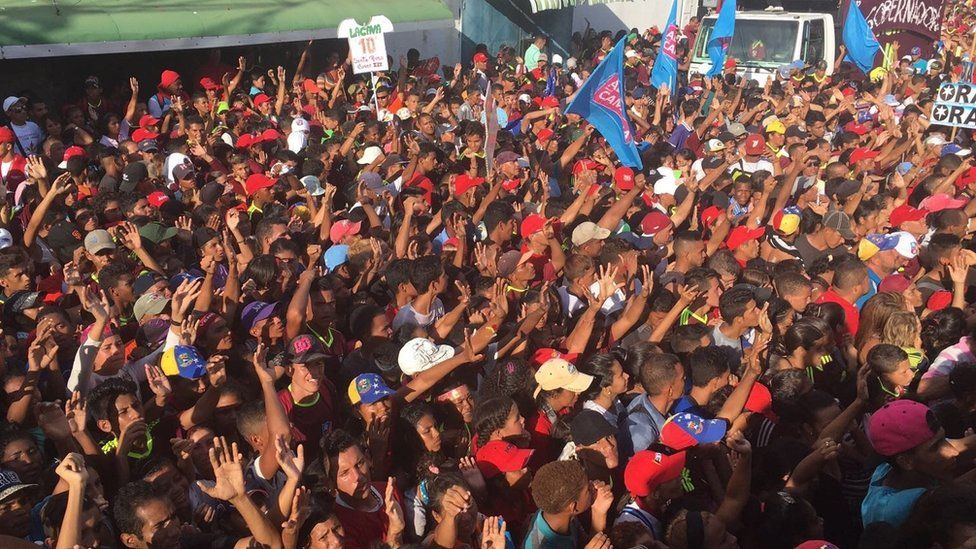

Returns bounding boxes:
[147,94,171,118]
[667,122,693,150]
[522,510,584,549]
[622,395,667,459]
[861,463,927,528]
[855,268,884,309]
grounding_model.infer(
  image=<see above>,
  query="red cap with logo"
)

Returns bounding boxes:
[744,133,766,155]
[253,94,272,107]
[624,449,687,497]
[147,191,170,209]
[614,167,635,190]
[0,127,14,144]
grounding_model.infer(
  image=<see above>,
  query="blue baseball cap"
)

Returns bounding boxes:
[324,245,349,272]
[348,373,395,405]
[161,345,208,379]
[896,161,914,175]
[240,301,279,331]
[168,272,202,292]
[660,412,727,451]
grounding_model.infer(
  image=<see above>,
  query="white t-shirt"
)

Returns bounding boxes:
[731,157,774,175]
[10,121,44,155]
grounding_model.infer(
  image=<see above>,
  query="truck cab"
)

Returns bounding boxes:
[689,11,836,83]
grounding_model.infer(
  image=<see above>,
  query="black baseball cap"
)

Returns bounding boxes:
[571,410,616,446]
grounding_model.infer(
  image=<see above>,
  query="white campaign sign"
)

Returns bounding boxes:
[933,83,976,130]
[337,16,393,75]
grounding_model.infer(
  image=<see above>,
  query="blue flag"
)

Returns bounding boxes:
[544,68,556,97]
[706,0,736,78]
[842,0,880,74]
[651,0,680,95]
[565,37,643,169]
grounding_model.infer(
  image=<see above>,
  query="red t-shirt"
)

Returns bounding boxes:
[816,288,860,336]
[277,383,336,453]
[333,483,402,549]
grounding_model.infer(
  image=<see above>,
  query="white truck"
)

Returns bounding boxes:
[688,10,837,83]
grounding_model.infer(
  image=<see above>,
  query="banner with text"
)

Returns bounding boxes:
[338,16,393,74]
[857,0,945,56]
[932,83,976,129]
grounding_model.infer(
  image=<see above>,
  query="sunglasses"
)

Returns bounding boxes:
[376,95,389,100]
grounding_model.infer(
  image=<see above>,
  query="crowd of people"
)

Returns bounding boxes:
[1,2,976,548]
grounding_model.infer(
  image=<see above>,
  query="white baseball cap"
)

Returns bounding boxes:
[291,117,309,133]
[551,54,564,65]
[2,96,21,112]
[891,231,919,259]
[357,146,383,165]
[398,338,455,376]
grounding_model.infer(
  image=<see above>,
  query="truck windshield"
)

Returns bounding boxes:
[693,19,799,67]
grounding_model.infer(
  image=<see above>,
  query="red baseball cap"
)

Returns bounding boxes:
[253,94,272,107]
[744,133,765,155]
[236,134,255,149]
[724,57,737,70]
[147,191,170,208]
[531,347,580,367]
[889,203,927,227]
[131,128,160,143]
[725,225,765,250]
[927,290,952,312]
[701,205,723,229]
[475,440,534,479]
[614,167,635,190]
[62,146,85,162]
[302,79,319,93]
[0,127,14,144]
[849,147,880,164]
[745,382,772,416]
[259,128,282,143]
[868,399,938,456]
[878,274,912,293]
[624,449,686,497]
[844,122,870,135]
[540,96,559,109]
[919,193,968,212]
[139,114,160,128]
[473,52,489,63]
[329,219,362,244]
[520,213,547,239]
[956,167,976,189]
[454,174,484,197]
[199,77,222,91]
[640,211,671,236]
[245,174,277,196]
[536,128,555,144]
[572,158,603,175]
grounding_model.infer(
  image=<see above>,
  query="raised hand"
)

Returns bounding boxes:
[64,391,87,435]
[116,221,143,251]
[55,452,89,488]
[481,516,507,549]
[35,400,71,440]
[206,354,228,388]
[196,436,247,502]
[26,155,47,180]
[145,364,173,401]
[179,316,200,346]
[384,477,405,538]
[252,342,274,384]
[274,434,305,481]
[281,486,311,533]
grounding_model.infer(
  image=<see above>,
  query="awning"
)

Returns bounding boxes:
[528,0,634,13]
[0,0,455,59]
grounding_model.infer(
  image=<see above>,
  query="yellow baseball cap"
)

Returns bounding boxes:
[533,358,594,398]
